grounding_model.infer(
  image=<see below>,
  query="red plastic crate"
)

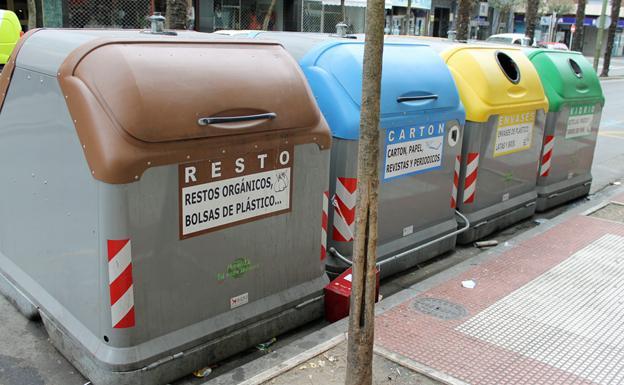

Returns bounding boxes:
[324,267,380,323]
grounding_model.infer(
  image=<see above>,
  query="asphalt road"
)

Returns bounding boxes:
[1,78,624,385]
[592,78,624,193]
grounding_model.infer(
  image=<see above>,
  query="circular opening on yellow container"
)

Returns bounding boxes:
[495,51,521,84]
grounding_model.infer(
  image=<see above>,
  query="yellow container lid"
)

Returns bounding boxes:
[441,45,549,123]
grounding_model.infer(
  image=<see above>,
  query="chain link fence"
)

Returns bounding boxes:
[301,0,366,34]
[213,0,281,31]
[64,0,153,29]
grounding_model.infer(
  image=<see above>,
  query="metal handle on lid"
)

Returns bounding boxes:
[397,95,439,103]
[198,112,277,126]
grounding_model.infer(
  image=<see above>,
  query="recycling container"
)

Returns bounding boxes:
[0,9,21,66]
[0,29,331,385]
[255,33,466,279]
[440,45,549,243]
[526,49,604,211]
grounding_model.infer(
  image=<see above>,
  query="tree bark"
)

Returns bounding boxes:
[344,0,384,384]
[165,0,188,29]
[406,0,412,34]
[456,0,471,41]
[341,0,346,22]
[524,0,540,44]
[571,0,586,51]
[401,0,412,35]
[27,0,36,30]
[262,0,278,30]
[601,0,621,76]
[507,7,514,33]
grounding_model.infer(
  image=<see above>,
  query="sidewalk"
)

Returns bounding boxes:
[590,55,624,78]
[206,186,624,385]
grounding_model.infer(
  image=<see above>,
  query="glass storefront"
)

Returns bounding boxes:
[209,0,283,30]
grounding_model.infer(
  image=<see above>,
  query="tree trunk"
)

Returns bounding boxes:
[406,0,412,34]
[27,0,36,30]
[524,0,540,44]
[499,9,507,34]
[491,8,500,35]
[601,0,621,76]
[165,0,188,29]
[341,0,346,22]
[507,8,514,33]
[344,0,384,383]
[456,0,471,41]
[571,0,586,52]
[262,0,278,30]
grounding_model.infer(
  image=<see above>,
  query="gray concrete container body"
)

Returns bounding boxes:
[526,49,606,211]
[254,33,466,279]
[0,30,331,385]
[535,105,602,211]
[327,121,463,280]
[435,43,549,244]
[456,115,545,243]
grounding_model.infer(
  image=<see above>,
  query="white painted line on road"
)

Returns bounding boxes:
[599,131,624,139]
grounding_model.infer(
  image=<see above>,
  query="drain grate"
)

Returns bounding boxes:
[588,202,624,223]
[413,297,468,320]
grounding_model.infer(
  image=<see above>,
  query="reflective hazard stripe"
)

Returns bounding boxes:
[464,153,479,204]
[540,135,555,177]
[108,239,135,329]
[321,191,328,260]
[451,155,460,208]
[332,177,357,242]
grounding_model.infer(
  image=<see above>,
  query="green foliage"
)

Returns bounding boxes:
[541,0,575,14]
[489,0,523,12]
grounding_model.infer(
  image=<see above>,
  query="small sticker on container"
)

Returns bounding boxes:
[403,225,414,237]
[344,274,352,282]
[502,193,510,202]
[447,125,460,147]
[230,293,249,309]
[494,111,535,157]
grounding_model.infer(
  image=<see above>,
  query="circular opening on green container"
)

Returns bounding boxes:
[495,51,521,84]
[569,58,584,78]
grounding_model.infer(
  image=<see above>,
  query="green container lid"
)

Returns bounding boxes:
[526,49,605,112]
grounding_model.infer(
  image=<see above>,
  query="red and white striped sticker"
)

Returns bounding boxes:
[451,155,460,208]
[540,135,555,177]
[463,153,479,204]
[108,239,135,329]
[321,191,328,260]
[332,177,357,242]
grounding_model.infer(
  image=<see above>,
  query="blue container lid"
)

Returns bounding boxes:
[300,40,465,140]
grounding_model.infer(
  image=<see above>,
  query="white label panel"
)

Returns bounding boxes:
[494,111,535,157]
[384,122,445,181]
[181,168,291,236]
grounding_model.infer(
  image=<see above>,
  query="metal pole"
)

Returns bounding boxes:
[552,12,557,42]
[593,0,609,71]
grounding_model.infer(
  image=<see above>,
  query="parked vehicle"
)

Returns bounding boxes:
[486,33,531,47]
[536,41,569,50]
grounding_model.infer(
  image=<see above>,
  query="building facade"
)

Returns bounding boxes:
[7,0,623,57]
